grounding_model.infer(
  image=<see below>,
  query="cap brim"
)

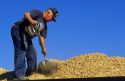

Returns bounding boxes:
[52,18,56,22]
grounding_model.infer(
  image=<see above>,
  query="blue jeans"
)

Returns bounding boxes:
[11,25,37,78]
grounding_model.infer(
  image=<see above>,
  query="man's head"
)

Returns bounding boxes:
[43,7,59,22]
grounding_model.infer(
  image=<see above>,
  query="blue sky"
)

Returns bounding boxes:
[0,0,125,70]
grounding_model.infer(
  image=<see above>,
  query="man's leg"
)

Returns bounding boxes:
[26,44,37,76]
[11,25,26,78]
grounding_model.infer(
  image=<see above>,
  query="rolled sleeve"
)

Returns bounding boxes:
[29,9,42,19]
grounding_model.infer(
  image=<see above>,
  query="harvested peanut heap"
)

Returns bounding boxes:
[0,68,8,74]
[1,53,125,80]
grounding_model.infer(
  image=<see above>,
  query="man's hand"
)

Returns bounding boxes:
[31,20,38,26]
[42,47,46,57]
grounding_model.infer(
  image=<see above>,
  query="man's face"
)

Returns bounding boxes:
[43,9,54,22]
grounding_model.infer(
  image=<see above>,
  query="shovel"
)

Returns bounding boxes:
[36,25,58,74]
[43,55,46,67]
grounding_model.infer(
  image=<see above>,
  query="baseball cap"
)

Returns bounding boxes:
[49,7,59,22]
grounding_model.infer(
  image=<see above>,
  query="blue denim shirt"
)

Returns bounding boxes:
[13,9,48,50]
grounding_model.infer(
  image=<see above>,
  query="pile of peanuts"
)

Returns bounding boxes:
[1,53,125,80]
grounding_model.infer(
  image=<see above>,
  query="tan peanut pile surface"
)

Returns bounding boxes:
[1,53,125,80]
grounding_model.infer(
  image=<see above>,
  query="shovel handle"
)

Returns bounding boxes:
[43,54,46,58]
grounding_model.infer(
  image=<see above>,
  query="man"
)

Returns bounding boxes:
[11,7,59,80]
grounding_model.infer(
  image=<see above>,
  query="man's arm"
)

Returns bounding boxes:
[24,12,38,25]
[38,35,46,57]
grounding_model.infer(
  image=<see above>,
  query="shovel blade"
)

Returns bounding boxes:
[38,59,58,74]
